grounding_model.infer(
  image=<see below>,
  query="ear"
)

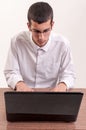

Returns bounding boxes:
[27,22,31,31]
[51,21,54,27]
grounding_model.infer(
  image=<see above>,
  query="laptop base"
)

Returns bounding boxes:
[7,113,76,122]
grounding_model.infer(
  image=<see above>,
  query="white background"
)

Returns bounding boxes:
[0,0,86,88]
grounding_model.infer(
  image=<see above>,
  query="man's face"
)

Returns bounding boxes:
[27,19,54,47]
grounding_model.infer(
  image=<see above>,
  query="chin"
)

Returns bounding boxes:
[38,42,47,47]
[39,43,46,47]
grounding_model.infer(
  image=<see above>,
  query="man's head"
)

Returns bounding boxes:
[27,2,54,47]
[27,2,53,24]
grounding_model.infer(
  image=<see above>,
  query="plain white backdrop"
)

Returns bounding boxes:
[0,0,86,88]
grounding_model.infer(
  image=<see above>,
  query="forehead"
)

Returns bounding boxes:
[30,19,51,30]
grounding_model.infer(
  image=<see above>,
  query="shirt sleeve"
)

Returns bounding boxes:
[4,37,24,89]
[58,41,76,89]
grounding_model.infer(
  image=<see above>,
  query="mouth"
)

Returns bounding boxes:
[38,40,46,45]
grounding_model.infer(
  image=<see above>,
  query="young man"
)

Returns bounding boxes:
[4,2,76,92]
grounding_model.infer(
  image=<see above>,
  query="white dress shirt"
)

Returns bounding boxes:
[4,31,76,89]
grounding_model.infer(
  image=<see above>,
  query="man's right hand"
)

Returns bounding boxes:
[15,81,34,92]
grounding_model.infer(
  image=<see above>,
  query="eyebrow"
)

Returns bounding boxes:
[32,28,51,33]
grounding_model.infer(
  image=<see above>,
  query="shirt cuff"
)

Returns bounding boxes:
[59,78,75,89]
[8,76,24,89]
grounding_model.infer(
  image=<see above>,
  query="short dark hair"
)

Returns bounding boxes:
[27,2,53,24]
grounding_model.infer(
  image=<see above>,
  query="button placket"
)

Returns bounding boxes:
[35,49,44,88]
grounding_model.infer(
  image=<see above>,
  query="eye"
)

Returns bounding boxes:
[44,29,49,33]
[34,30,41,33]
[43,29,51,33]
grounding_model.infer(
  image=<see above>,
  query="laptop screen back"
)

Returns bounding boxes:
[4,92,83,122]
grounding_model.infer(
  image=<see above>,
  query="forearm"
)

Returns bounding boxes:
[4,69,23,89]
[59,76,76,89]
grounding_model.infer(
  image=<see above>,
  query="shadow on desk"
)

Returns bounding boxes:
[5,121,76,130]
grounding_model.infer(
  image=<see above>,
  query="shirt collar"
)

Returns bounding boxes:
[30,32,52,52]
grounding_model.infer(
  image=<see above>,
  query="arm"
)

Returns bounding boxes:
[4,37,33,91]
[51,41,76,92]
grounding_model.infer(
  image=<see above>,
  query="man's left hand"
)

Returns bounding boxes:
[50,82,67,92]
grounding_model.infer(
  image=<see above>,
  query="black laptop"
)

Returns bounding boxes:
[4,91,83,122]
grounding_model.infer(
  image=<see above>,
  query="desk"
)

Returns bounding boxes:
[0,88,86,130]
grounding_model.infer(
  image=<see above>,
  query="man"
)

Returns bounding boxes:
[4,2,76,92]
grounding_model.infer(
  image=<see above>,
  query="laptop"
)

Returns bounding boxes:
[4,91,83,122]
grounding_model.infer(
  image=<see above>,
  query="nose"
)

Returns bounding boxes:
[38,33,44,40]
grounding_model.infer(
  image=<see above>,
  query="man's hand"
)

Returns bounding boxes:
[15,81,34,92]
[50,82,67,92]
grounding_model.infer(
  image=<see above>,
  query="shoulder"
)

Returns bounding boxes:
[10,31,31,49]
[51,31,70,47]
[11,31,30,43]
